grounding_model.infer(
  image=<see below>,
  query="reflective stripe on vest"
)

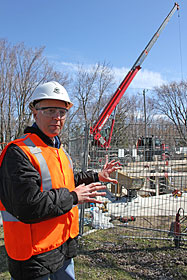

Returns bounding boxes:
[1,211,19,222]
[1,136,53,221]
[23,137,52,191]
[0,135,30,219]
[62,147,73,170]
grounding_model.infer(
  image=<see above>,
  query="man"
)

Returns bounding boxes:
[0,81,121,280]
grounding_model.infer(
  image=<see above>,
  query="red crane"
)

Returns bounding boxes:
[90,3,179,149]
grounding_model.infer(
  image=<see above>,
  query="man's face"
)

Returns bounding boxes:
[33,99,68,139]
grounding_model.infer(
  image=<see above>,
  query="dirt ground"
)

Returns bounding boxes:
[76,228,187,280]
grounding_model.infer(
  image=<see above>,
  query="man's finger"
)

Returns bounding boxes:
[103,155,109,169]
[87,198,105,204]
[89,191,106,197]
[89,183,106,190]
[112,166,122,171]
[107,178,118,184]
[110,160,122,166]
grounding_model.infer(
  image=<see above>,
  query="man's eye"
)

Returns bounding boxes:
[48,109,56,114]
[59,110,66,116]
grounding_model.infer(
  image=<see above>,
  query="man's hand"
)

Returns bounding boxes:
[98,155,122,184]
[74,182,106,204]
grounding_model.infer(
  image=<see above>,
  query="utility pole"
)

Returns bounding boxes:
[143,89,147,137]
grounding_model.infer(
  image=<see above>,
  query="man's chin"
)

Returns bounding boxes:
[50,126,61,132]
[48,130,60,138]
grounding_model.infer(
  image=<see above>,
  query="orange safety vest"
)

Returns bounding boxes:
[0,133,79,261]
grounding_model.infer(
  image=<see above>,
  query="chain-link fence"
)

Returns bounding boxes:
[68,122,187,247]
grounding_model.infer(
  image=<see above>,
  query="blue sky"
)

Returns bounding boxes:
[0,0,186,91]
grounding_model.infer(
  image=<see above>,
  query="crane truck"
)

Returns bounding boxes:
[90,3,179,150]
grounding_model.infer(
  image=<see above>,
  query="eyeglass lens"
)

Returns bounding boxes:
[37,107,68,118]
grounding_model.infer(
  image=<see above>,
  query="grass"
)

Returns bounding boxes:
[1,226,187,280]
[75,228,187,280]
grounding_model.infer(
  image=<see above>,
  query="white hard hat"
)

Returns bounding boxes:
[29,81,73,109]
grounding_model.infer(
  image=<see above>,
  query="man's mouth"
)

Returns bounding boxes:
[50,124,60,128]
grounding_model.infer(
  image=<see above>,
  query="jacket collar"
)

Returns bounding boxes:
[24,123,61,148]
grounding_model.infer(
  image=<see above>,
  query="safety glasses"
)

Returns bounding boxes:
[36,107,68,119]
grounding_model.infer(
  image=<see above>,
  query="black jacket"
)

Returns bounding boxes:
[0,125,99,280]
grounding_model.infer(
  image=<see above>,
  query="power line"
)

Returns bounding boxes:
[177,7,183,80]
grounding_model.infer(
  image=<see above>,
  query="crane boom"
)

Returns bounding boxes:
[90,2,179,148]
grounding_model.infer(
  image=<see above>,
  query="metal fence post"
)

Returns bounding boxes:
[79,122,90,236]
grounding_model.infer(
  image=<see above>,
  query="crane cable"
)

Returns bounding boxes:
[177,7,183,81]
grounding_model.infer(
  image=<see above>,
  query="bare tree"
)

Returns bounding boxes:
[0,39,70,146]
[71,62,114,124]
[110,93,141,147]
[0,40,16,145]
[153,81,187,144]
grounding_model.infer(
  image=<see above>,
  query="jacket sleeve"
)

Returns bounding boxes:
[74,170,99,187]
[0,144,75,224]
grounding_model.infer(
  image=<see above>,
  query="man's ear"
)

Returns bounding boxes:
[29,103,38,119]
[32,108,37,120]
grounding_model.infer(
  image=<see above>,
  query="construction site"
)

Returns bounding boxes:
[65,3,187,248]
[68,121,187,248]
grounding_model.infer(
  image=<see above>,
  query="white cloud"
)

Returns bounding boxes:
[57,61,98,75]
[56,61,167,90]
[113,67,167,90]
[57,61,79,72]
